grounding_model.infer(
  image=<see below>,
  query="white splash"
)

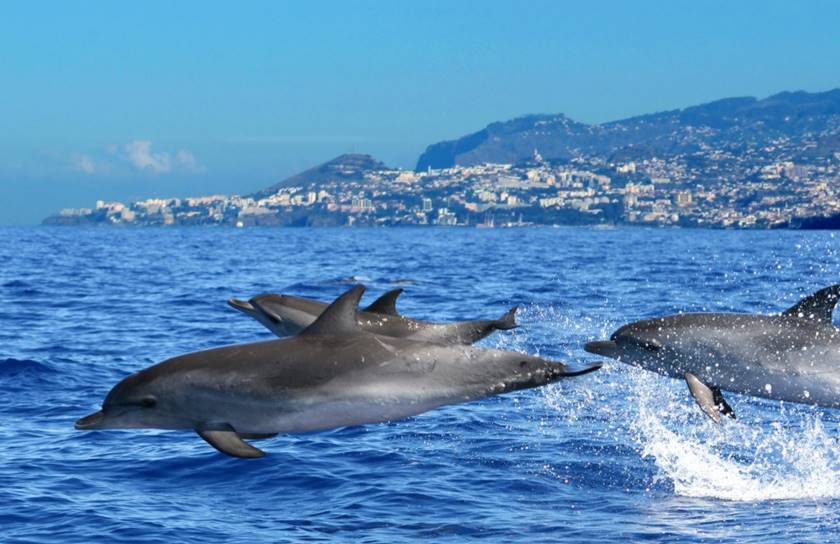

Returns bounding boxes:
[533,302,840,503]
[632,370,840,501]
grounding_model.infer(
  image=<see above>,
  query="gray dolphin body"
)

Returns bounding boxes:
[77,286,598,458]
[585,285,840,421]
[228,288,518,345]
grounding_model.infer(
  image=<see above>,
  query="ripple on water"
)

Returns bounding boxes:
[0,358,58,377]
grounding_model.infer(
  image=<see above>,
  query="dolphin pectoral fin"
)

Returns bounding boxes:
[685,373,720,423]
[196,426,266,458]
[713,388,736,420]
[685,372,727,423]
[238,432,278,440]
[363,288,404,316]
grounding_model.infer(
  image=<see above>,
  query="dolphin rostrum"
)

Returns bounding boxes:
[77,286,599,458]
[585,285,840,422]
[228,288,518,345]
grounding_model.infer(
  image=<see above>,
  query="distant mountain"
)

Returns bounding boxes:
[251,153,388,199]
[416,89,840,170]
[43,87,840,230]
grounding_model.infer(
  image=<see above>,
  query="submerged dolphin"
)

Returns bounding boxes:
[77,286,599,458]
[228,288,518,345]
[585,285,840,421]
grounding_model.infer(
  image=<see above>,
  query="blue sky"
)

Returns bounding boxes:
[1,1,839,224]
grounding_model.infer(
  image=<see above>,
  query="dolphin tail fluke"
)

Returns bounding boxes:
[495,306,519,330]
[197,425,266,458]
[685,372,736,423]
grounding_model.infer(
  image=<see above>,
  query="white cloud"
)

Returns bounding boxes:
[66,141,203,176]
[176,149,202,172]
[72,154,97,174]
[124,140,172,172]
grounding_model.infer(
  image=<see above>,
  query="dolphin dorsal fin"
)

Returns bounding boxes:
[299,285,365,337]
[782,284,840,324]
[363,288,404,316]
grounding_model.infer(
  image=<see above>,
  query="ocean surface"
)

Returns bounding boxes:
[1,226,838,543]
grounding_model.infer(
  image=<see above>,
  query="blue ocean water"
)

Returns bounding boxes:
[1,226,838,543]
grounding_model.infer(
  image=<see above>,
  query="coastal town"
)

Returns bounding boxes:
[47,145,840,229]
[44,89,840,229]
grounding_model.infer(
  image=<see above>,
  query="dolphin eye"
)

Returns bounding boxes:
[625,336,662,352]
[140,397,157,408]
[641,341,661,352]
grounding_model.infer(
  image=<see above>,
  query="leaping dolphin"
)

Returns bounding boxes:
[77,286,599,458]
[585,285,840,421]
[228,288,518,345]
